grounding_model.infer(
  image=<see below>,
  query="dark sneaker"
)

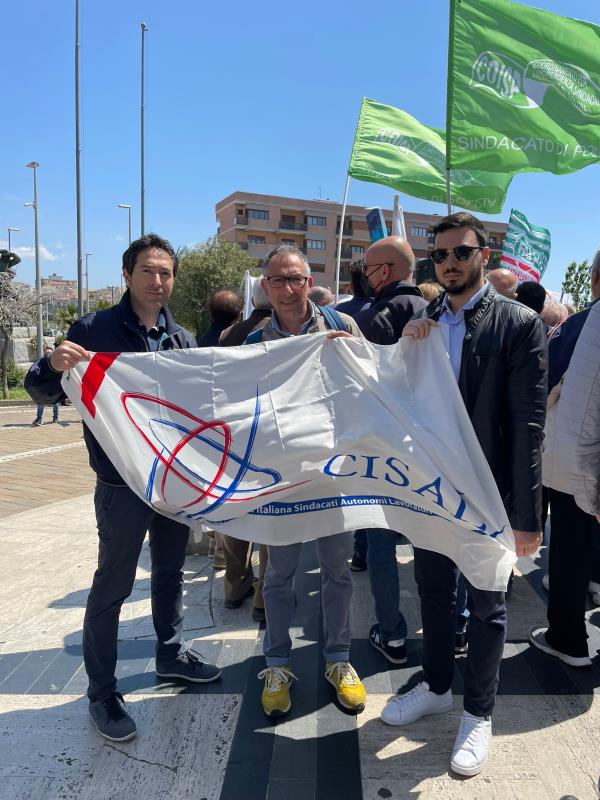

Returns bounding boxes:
[528,626,592,668]
[32,419,42,426]
[252,605,266,623]
[89,692,137,742]
[224,585,254,609]
[156,647,222,683]
[455,630,468,654]
[350,553,367,572]
[369,623,407,664]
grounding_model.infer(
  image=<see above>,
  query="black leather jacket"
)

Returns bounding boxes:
[413,283,548,532]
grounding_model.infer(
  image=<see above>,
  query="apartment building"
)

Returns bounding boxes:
[215,191,508,292]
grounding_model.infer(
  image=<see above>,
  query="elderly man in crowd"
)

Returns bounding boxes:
[384,212,547,777]
[252,244,367,718]
[486,267,518,298]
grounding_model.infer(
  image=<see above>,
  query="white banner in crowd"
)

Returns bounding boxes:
[62,330,515,590]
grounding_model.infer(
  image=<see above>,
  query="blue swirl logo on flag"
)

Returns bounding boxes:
[63,331,515,590]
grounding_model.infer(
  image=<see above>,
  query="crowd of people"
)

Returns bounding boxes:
[24,215,600,779]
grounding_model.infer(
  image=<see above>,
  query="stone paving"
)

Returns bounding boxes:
[1,404,599,800]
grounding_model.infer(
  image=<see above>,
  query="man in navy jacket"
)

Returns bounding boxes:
[25,234,221,742]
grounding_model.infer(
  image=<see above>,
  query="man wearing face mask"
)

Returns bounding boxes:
[354,236,427,344]
[350,238,428,666]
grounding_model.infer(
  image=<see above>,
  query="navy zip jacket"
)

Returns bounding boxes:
[354,280,427,344]
[547,300,598,392]
[25,291,196,486]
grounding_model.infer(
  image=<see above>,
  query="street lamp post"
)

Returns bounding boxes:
[7,227,20,252]
[117,203,132,245]
[75,0,84,317]
[140,22,148,236]
[25,161,43,359]
[85,252,93,313]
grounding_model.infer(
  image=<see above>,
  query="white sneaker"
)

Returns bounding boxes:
[380,681,453,726]
[451,711,492,776]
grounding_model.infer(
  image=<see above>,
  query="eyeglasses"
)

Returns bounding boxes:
[430,246,484,265]
[361,262,393,275]
[264,275,309,289]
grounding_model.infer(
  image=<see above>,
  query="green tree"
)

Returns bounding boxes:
[561,260,591,310]
[55,304,79,333]
[169,237,260,337]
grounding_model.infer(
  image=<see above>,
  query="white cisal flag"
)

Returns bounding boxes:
[499,209,551,283]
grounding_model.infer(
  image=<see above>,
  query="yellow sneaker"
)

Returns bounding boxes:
[325,661,366,712]
[257,665,297,717]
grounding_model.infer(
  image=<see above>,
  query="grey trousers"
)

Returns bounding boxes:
[263,532,353,666]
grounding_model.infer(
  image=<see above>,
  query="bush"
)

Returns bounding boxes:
[6,359,26,388]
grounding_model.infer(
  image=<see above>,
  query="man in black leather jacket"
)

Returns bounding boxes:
[379,212,547,777]
[25,234,221,743]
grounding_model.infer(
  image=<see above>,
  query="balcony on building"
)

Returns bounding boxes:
[336,221,353,237]
[279,214,307,232]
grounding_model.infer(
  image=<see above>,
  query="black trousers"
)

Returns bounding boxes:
[414,547,507,717]
[83,482,189,702]
[546,488,600,658]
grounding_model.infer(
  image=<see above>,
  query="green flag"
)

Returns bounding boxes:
[348,98,512,214]
[447,0,600,175]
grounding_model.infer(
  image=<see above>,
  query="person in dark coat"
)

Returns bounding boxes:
[197,288,242,346]
[354,237,427,343]
[25,234,221,743]
[335,265,371,317]
[383,212,547,777]
[219,279,272,347]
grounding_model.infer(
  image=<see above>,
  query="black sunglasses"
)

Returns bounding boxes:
[430,245,484,265]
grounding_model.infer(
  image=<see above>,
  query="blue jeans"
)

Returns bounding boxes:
[366,529,407,641]
[36,403,59,422]
[354,530,368,560]
[363,529,469,641]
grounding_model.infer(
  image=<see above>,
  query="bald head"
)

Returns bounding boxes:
[487,268,518,299]
[363,237,416,294]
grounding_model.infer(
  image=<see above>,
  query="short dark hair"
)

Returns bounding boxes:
[122,233,178,276]
[515,281,547,314]
[350,265,368,298]
[208,288,243,327]
[432,211,487,248]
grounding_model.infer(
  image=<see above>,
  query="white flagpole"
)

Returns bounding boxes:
[445,170,452,215]
[392,194,407,238]
[334,174,351,302]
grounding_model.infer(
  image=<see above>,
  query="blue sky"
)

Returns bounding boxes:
[2,0,598,295]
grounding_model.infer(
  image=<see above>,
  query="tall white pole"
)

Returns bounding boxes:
[445,170,453,215]
[26,162,43,359]
[334,174,351,302]
[140,22,148,236]
[75,0,84,316]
